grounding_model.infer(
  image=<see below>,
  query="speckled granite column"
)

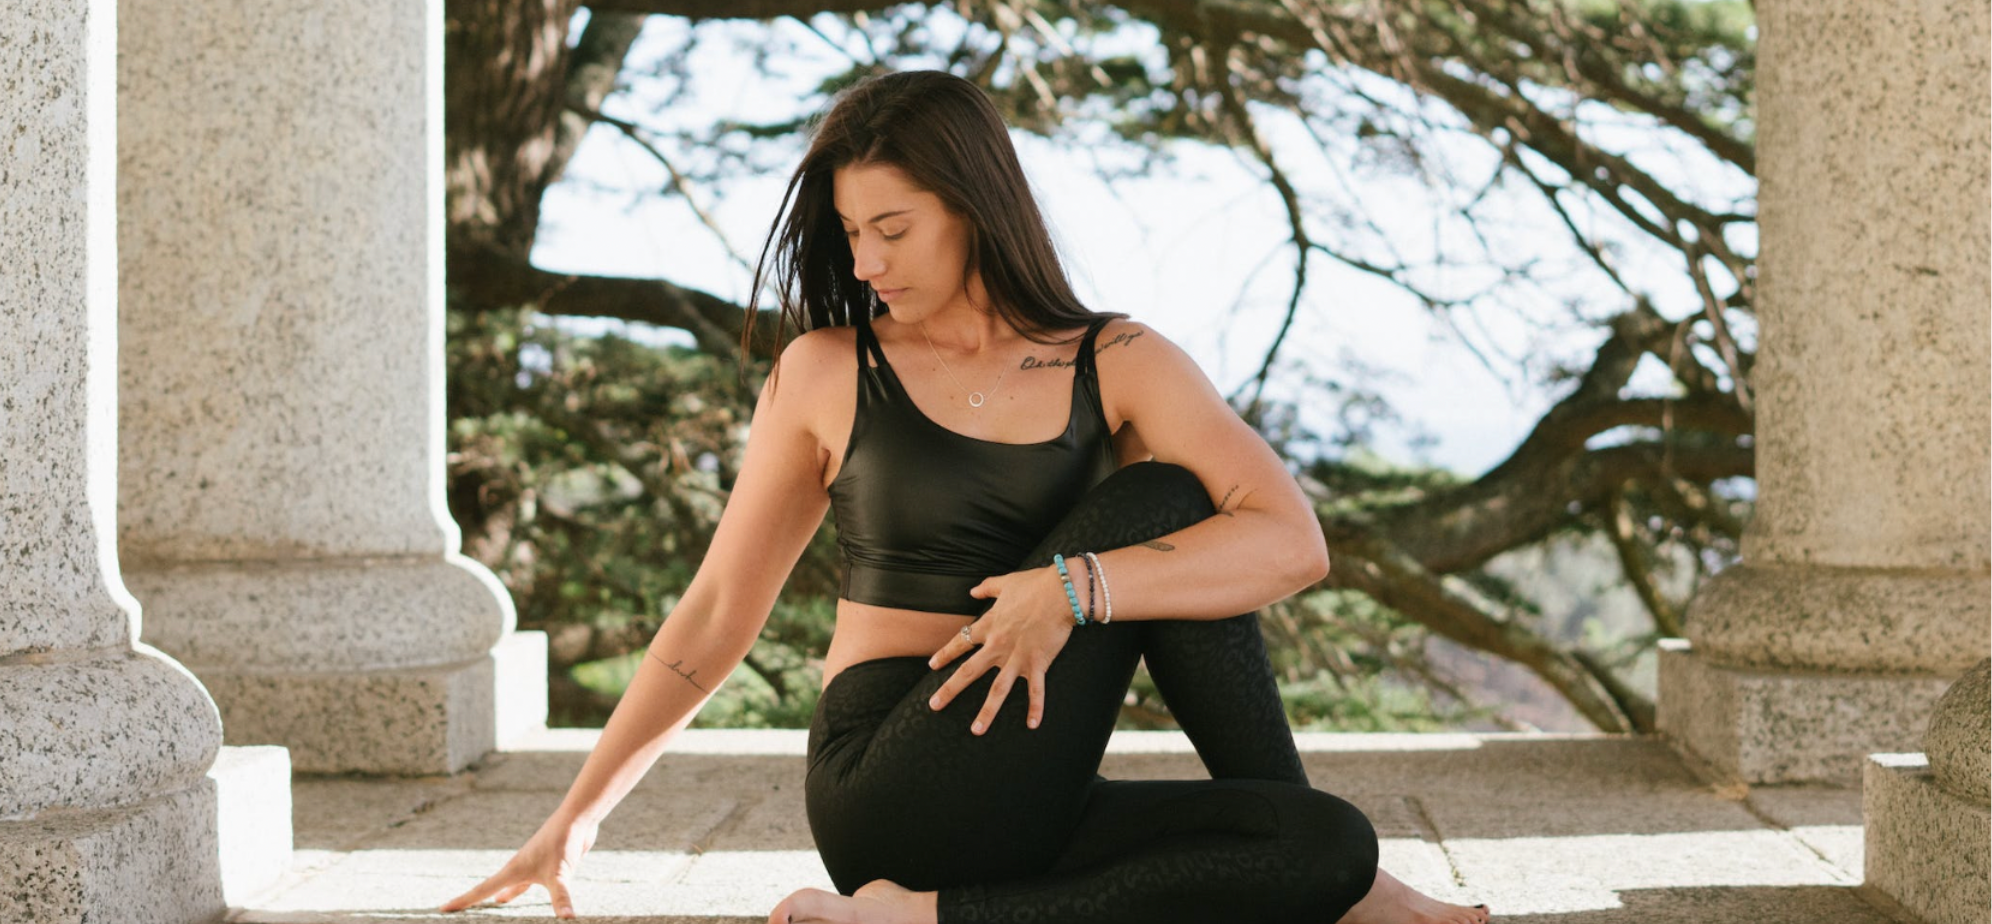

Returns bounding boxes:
[1864,658,1990,924]
[113,0,547,774]
[1657,0,1990,785]
[0,2,225,920]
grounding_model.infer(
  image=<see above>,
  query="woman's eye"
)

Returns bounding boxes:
[882,231,905,241]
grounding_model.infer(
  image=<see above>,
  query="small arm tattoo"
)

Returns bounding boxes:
[647,649,709,693]
[1140,539,1175,551]
[1215,484,1242,517]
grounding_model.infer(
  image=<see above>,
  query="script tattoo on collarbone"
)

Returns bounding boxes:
[1015,327,1147,370]
[648,649,709,693]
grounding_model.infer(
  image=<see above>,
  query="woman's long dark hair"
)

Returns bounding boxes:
[745,69,1125,392]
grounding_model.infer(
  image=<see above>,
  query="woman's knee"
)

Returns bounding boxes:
[1036,461,1217,557]
[1294,789,1381,911]
[1098,460,1211,511]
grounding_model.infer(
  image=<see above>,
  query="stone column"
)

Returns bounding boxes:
[114,0,546,775]
[1657,0,1990,784]
[0,2,283,919]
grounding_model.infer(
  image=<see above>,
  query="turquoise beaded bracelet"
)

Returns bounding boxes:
[1053,553,1088,625]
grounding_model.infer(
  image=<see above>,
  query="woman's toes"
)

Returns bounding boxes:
[769,887,834,923]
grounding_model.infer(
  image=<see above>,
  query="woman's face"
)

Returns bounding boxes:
[832,161,982,323]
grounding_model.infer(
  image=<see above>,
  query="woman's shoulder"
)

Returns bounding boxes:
[1088,317,1176,373]
[765,325,860,415]
[776,324,860,374]
[789,322,860,349]
[765,325,863,477]
[1087,317,1197,437]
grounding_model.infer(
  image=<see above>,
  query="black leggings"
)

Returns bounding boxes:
[804,461,1380,923]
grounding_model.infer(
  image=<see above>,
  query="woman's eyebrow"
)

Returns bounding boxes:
[836,208,914,224]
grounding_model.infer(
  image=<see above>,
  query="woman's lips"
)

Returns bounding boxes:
[876,287,907,301]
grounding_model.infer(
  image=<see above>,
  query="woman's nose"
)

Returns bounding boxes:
[851,248,884,281]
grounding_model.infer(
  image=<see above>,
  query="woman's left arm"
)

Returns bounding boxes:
[1069,320,1330,621]
[924,321,1330,733]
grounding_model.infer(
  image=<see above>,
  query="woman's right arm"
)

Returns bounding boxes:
[439,331,839,918]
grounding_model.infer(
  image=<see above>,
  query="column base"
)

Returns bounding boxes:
[0,748,292,924]
[202,630,547,775]
[1657,638,1955,784]
[1864,753,1991,924]
[129,552,516,672]
[0,782,222,924]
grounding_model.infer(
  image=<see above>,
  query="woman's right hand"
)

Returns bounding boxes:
[437,812,600,918]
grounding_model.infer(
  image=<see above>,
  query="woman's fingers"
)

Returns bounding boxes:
[548,875,577,919]
[928,650,989,712]
[932,646,1057,733]
[970,667,1021,735]
[437,818,598,916]
[438,863,559,913]
[438,869,513,912]
[926,635,956,670]
[494,880,532,904]
[928,618,979,669]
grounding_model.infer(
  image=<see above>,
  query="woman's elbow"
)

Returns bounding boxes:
[1294,545,1331,586]
[1283,527,1331,587]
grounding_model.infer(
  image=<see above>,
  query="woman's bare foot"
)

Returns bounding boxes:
[1339,865,1490,924]
[767,878,938,924]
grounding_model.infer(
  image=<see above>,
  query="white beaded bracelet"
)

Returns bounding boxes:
[1084,551,1112,624]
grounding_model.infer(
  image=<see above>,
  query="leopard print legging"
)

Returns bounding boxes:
[804,461,1380,923]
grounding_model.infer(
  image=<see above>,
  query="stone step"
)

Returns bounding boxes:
[223,729,1895,923]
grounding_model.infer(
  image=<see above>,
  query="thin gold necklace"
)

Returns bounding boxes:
[918,320,1011,408]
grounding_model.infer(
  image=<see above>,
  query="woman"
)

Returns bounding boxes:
[440,70,1491,924]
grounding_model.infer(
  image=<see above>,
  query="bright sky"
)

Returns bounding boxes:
[531,12,1755,478]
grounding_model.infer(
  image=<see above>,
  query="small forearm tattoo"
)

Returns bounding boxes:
[1215,484,1243,517]
[647,649,709,693]
[1141,539,1175,551]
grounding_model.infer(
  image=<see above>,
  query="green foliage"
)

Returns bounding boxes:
[445,301,824,727]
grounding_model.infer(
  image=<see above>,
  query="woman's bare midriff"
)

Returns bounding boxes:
[820,602,975,691]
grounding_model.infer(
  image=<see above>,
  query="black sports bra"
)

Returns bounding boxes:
[826,311,1118,616]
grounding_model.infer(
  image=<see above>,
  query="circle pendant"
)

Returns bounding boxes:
[969,392,986,408]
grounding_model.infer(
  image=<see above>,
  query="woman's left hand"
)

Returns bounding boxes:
[925,564,1079,734]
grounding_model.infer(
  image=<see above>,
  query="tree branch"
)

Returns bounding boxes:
[449,243,788,361]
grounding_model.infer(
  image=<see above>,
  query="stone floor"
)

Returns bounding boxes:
[222,728,1909,923]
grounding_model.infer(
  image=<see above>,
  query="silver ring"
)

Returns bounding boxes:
[960,624,974,645]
